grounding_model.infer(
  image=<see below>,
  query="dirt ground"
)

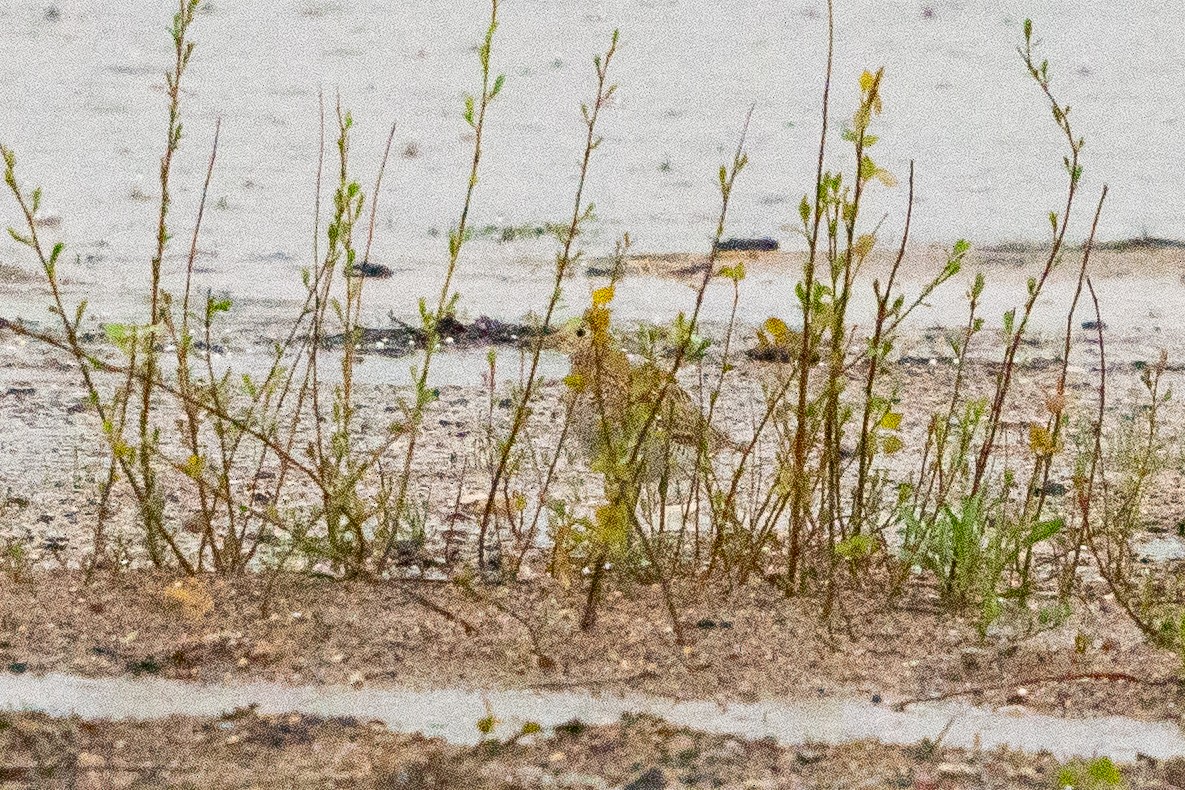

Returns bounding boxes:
[5,247,1185,784]
[2,705,1181,790]
[0,568,1181,725]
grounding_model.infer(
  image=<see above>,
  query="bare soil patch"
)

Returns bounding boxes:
[0,569,1181,725]
[2,706,1180,789]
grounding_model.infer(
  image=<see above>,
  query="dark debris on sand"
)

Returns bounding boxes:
[323,314,547,357]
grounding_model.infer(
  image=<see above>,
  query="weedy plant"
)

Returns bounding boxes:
[1,0,506,579]
[475,28,620,575]
[1056,757,1126,790]
[7,0,1185,675]
[890,17,1111,632]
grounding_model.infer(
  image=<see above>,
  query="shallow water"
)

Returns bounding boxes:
[1,0,1181,309]
[1138,535,1185,563]
[1,671,1182,761]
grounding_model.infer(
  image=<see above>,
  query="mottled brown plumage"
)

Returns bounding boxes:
[560,289,732,491]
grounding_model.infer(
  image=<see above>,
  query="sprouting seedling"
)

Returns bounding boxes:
[503,720,542,747]
[1055,757,1125,790]
[475,695,501,742]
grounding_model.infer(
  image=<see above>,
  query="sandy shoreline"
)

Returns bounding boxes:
[3,246,1185,785]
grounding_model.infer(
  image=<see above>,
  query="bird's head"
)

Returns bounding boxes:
[543,285,616,355]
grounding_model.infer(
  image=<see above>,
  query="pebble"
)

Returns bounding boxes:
[937,762,979,779]
[795,747,823,765]
[959,647,989,672]
[623,767,666,790]
[553,773,611,790]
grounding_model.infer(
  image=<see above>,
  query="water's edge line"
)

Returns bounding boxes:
[0,672,1180,762]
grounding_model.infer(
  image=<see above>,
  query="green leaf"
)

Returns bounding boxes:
[1086,757,1123,785]
[6,227,31,247]
[1025,517,1063,547]
[879,411,902,431]
[490,73,506,99]
[182,454,205,480]
[208,296,233,315]
[835,534,876,560]
[103,323,132,350]
[717,262,746,282]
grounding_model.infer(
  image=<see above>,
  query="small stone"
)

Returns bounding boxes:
[1010,766,1043,783]
[347,671,365,688]
[623,767,667,790]
[795,748,823,765]
[937,762,979,779]
[960,647,989,672]
[349,260,393,278]
[554,773,611,790]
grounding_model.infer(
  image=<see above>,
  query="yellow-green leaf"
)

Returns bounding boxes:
[763,317,792,345]
[592,285,615,307]
[718,262,746,282]
[1029,424,1059,456]
[835,534,876,559]
[182,454,205,480]
[853,233,876,260]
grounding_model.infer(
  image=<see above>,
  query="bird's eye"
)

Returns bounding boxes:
[575,327,586,337]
